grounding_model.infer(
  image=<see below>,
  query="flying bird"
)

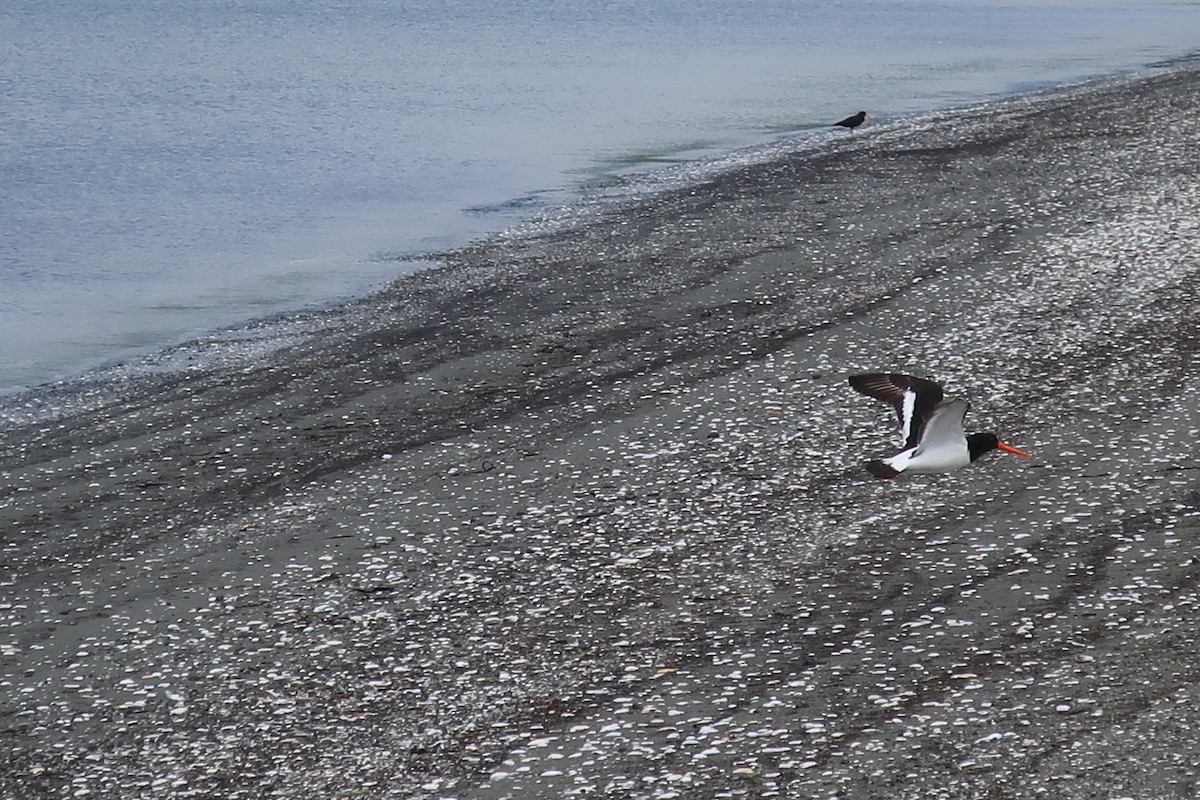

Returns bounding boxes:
[848,373,1029,478]
[833,111,867,130]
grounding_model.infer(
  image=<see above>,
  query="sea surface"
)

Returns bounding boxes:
[2,0,1198,391]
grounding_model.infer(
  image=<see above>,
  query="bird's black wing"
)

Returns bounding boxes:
[848,373,945,450]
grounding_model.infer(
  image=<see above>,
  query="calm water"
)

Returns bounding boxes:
[2,0,1198,390]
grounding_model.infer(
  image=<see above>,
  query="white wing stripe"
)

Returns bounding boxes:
[899,388,916,446]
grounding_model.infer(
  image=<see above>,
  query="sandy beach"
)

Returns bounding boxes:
[5,60,1200,799]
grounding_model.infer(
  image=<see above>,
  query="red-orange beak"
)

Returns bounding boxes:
[997,441,1030,457]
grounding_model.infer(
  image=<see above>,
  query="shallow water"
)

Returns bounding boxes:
[2,0,1198,389]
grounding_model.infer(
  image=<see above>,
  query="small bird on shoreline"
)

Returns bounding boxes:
[833,111,867,130]
[848,372,1029,478]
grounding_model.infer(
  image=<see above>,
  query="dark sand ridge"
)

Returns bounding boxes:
[3,61,1200,798]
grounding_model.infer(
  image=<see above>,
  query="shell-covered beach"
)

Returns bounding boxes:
[4,61,1200,798]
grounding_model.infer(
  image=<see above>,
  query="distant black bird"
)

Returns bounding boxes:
[848,373,1029,478]
[833,111,867,130]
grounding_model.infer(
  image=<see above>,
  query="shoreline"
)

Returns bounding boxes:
[5,62,1200,798]
[0,58,1179,407]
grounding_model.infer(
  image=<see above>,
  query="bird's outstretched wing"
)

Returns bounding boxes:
[848,373,945,450]
[914,398,971,457]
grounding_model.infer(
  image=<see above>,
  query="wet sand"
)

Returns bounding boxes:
[4,61,1200,798]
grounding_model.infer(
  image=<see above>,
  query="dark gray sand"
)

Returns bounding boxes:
[5,62,1200,799]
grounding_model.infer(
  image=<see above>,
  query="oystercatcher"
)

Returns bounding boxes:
[848,373,1029,478]
[833,111,867,130]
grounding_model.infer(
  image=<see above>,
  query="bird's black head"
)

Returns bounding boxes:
[967,432,1030,462]
[966,433,1000,462]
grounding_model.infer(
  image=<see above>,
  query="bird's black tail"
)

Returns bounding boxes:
[865,460,901,479]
